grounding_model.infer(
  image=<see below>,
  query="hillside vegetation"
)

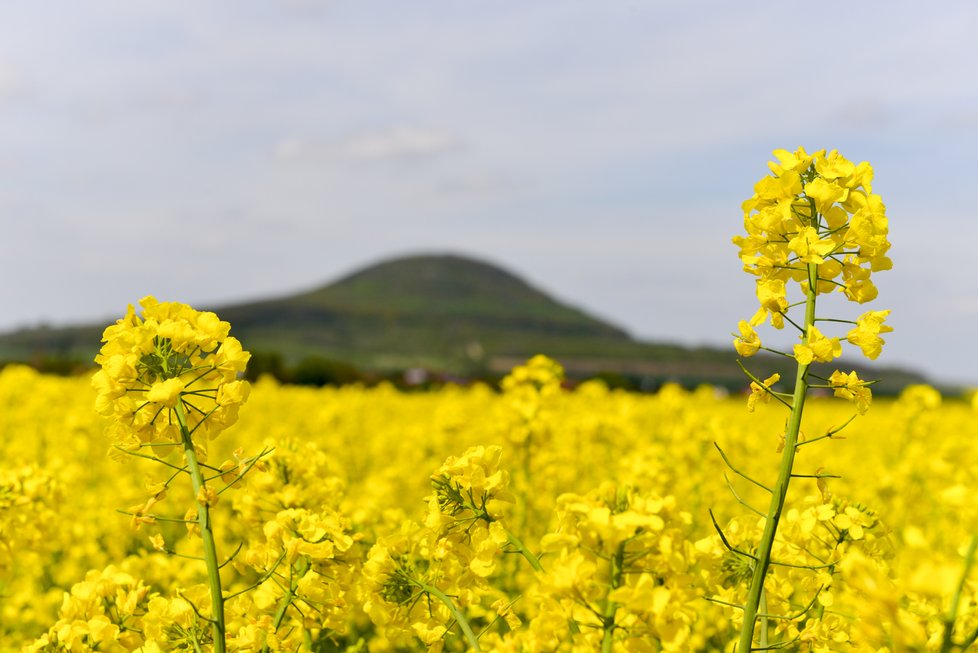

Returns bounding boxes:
[0,254,926,392]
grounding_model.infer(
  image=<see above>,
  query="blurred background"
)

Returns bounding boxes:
[1,1,976,386]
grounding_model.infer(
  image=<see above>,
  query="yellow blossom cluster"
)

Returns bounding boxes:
[732,147,894,415]
[91,296,251,457]
[526,484,703,651]
[4,361,978,650]
[735,147,891,318]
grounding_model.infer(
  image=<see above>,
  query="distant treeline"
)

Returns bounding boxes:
[1,351,730,394]
[243,351,673,392]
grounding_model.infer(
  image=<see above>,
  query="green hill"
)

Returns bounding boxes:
[0,253,929,392]
[215,254,633,370]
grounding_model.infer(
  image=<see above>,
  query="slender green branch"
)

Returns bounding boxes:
[217,447,275,496]
[723,473,767,518]
[224,551,288,601]
[156,549,206,561]
[262,560,301,653]
[113,445,190,472]
[941,535,978,653]
[714,442,773,493]
[769,558,839,570]
[116,509,197,524]
[736,362,794,410]
[506,530,543,572]
[704,595,744,610]
[758,346,795,359]
[777,310,805,334]
[709,510,757,561]
[960,627,978,652]
[751,634,802,650]
[756,588,822,621]
[795,416,857,449]
[178,590,216,625]
[414,580,481,653]
[808,379,879,389]
[218,542,244,569]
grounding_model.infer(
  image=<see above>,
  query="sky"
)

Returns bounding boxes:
[1,1,977,384]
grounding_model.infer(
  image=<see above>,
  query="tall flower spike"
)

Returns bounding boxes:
[92,296,252,653]
[728,148,892,651]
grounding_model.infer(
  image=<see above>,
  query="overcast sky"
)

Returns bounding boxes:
[2,1,976,384]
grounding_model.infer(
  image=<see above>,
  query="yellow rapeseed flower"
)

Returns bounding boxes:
[92,296,251,456]
[733,320,761,357]
[793,326,841,366]
[829,370,872,415]
[846,310,893,360]
[747,373,780,412]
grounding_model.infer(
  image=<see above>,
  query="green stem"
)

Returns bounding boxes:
[601,542,626,653]
[759,588,768,648]
[416,581,481,652]
[176,401,226,653]
[941,535,978,653]
[736,259,817,652]
[506,530,543,572]
[262,564,299,653]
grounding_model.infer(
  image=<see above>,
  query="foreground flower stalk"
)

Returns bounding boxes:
[92,296,252,653]
[728,148,892,650]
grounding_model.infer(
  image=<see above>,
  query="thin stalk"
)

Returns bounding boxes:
[415,581,481,652]
[940,535,978,653]
[601,542,626,653]
[506,530,543,572]
[176,400,226,653]
[262,563,299,653]
[737,257,817,652]
[507,526,581,637]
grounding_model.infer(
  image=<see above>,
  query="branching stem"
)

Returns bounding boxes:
[413,580,481,652]
[506,530,543,572]
[737,249,818,652]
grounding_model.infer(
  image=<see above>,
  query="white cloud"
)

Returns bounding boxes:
[273,126,463,165]
[343,126,463,161]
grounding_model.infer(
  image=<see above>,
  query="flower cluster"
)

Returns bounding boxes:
[528,484,702,651]
[25,566,152,652]
[364,446,519,650]
[91,296,251,457]
[732,148,893,413]
[0,465,60,574]
[736,147,891,316]
[498,354,564,447]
